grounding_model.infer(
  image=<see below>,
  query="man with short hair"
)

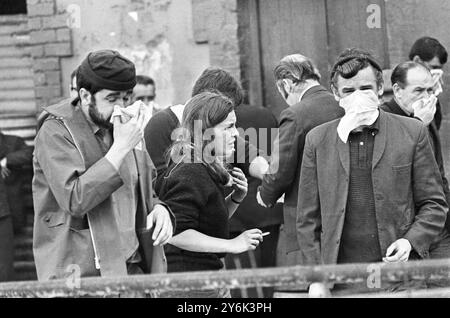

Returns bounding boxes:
[256,54,344,257]
[409,37,448,130]
[381,61,450,279]
[297,48,448,297]
[133,75,162,116]
[33,50,174,281]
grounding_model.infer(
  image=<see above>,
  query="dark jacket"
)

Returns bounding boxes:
[260,85,344,252]
[297,110,448,267]
[0,132,32,218]
[33,100,174,281]
[381,99,450,215]
[231,105,283,232]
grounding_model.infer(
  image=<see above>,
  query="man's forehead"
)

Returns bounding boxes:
[336,66,378,88]
[98,89,133,96]
[133,84,155,95]
[405,67,433,87]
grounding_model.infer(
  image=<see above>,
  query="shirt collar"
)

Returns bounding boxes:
[351,114,380,135]
[393,97,413,117]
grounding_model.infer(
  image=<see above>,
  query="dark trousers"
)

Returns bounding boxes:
[225,224,281,298]
[0,215,14,282]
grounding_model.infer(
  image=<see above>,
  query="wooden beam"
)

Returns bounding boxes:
[0,259,449,298]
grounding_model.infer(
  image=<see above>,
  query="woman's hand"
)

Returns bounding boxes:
[229,229,263,254]
[230,167,248,202]
[146,204,173,246]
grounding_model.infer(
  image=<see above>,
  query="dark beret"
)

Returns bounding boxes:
[79,50,136,91]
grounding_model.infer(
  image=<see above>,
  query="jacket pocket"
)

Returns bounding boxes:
[392,163,412,172]
[391,163,412,204]
[43,212,66,228]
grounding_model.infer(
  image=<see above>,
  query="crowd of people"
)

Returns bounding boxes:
[1,36,450,298]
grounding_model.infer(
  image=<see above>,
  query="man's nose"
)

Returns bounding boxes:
[116,99,127,108]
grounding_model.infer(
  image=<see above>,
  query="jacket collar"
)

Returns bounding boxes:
[337,110,387,175]
[301,85,328,102]
[384,98,411,117]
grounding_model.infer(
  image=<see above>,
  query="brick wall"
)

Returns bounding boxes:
[26,0,73,112]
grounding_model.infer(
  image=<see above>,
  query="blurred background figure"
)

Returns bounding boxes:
[0,172,14,282]
[133,75,163,116]
[0,131,33,282]
[70,68,79,103]
[0,131,33,234]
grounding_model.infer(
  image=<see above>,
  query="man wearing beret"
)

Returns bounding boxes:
[33,50,175,281]
[297,48,448,296]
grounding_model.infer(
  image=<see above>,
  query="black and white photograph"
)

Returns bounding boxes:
[1,0,450,303]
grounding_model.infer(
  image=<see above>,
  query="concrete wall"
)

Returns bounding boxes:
[57,0,210,108]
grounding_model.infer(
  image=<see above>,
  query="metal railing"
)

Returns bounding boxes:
[0,258,449,298]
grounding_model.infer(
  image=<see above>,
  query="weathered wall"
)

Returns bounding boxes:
[26,0,73,110]
[55,0,210,108]
[192,0,240,81]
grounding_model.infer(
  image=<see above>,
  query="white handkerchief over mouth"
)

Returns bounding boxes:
[337,90,380,143]
[110,101,152,150]
[110,101,152,126]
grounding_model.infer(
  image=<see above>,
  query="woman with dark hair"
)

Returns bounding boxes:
[158,91,263,298]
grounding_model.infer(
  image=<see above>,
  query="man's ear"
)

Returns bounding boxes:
[413,55,423,64]
[330,85,340,102]
[282,79,292,93]
[79,88,92,105]
[377,83,384,98]
[392,83,401,98]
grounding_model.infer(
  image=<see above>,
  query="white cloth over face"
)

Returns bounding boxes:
[431,69,444,97]
[337,90,380,143]
[110,101,152,150]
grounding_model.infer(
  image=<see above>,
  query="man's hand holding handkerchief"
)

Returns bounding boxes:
[110,101,152,151]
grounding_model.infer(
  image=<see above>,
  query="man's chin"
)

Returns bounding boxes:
[95,119,113,130]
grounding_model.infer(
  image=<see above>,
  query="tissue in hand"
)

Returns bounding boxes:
[110,101,152,128]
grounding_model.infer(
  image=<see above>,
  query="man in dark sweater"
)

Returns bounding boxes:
[381,61,450,285]
[297,49,448,297]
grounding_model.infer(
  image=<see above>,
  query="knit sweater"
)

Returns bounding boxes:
[337,125,382,264]
[158,162,229,272]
